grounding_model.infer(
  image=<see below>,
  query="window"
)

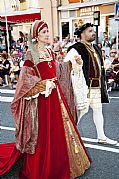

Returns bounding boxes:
[69,10,76,18]
[61,22,69,39]
[61,11,69,19]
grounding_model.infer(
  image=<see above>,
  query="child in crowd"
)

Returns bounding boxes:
[10,60,20,83]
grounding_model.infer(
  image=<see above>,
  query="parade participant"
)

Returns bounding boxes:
[64,23,118,145]
[0,20,91,179]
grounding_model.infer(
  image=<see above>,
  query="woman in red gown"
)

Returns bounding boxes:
[0,20,91,179]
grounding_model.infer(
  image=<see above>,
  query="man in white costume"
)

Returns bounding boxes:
[64,23,117,145]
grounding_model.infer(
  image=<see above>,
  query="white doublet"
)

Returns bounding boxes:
[64,48,88,111]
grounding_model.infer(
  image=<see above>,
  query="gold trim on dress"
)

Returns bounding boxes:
[57,87,91,178]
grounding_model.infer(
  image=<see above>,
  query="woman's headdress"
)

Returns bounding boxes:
[27,20,48,65]
[31,20,48,39]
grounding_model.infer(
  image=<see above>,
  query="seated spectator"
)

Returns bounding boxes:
[10,60,20,83]
[110,52,119,85]
[12,50,21,65]
[14,40,22,52]
[0,55,3,85]
[0,41,3,53]
[0,52,12,88]
[21,40,28,50]
[109,49,117,63]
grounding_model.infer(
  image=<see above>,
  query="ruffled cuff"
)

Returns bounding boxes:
[41,80,56,97]
[24,80,46,100]
[71,63,82,75]
[24,93,39,100]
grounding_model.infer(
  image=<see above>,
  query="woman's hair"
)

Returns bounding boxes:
[1,52,8,59]
[19,31,24,37]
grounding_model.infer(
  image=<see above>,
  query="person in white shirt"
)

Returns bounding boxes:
[64,23,118,145]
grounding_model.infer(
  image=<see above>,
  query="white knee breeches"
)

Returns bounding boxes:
[78,88,106,140]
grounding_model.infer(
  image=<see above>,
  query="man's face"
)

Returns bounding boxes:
[81,26,96,42]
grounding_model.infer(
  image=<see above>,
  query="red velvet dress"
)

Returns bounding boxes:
[0,51,91,179]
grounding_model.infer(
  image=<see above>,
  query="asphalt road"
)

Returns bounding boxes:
[0,87,119,179]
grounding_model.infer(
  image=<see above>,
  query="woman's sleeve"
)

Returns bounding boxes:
[24,80,46,98]
[24,79,56,99]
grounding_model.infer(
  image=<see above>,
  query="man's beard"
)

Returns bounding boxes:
[88,36,96,42]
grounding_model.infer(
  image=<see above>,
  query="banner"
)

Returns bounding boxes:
[115,3,119,21]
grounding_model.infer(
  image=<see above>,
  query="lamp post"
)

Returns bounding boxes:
[3,0,10,53]
[93,11,100,45]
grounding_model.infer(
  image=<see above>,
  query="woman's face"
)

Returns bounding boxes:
[37,27,49,43]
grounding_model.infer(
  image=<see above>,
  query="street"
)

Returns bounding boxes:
[0,87,119,179]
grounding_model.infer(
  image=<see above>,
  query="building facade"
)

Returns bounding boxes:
[58,0,119,41]
[0,0,60,43]
[0,0,118,44]
[39,0,59,42]
[0,0,41,42]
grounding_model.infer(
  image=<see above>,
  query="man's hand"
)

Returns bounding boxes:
[74,55,82,65]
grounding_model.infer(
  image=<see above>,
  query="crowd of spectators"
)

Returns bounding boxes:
[0,30,119,91]
[0,31,28,89]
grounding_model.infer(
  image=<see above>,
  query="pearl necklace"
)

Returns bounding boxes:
[37,45,49,57]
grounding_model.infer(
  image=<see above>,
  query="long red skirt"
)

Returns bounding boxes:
[0,87,91,179]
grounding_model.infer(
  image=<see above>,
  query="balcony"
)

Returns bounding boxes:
[68,0,81,3]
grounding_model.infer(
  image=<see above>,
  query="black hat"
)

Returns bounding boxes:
[74,23,93,37]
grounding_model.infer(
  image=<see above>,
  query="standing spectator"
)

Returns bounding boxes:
[24,33,28,41]
[52,36,62,52]
[102,34,111,57]
[74,22,79,35]
[19,31,25,43]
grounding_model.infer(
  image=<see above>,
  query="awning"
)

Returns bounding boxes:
[6,12,41,23]
[0,9,41,23]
